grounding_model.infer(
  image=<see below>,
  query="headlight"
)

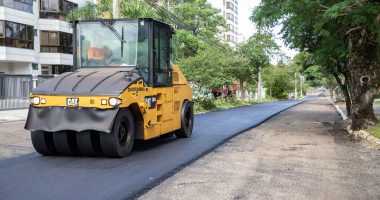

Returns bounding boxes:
[41,98,46,104]
[31,97,40,105]
[109,98,122,106]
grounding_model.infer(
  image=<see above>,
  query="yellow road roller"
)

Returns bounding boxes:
[25,18,193,158]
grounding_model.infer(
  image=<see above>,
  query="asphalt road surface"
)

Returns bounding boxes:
[0,100,304,200]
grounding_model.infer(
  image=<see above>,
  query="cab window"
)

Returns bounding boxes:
[153,24,172,86]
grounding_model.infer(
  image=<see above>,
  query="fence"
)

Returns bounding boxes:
[0,74,54,110]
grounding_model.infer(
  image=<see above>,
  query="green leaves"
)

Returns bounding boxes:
[173,0,226,59]
[66,1,98,22]
[178,47,248,88]
[263,65,293,99]
[236,33,280,83]
[120,0,159,19]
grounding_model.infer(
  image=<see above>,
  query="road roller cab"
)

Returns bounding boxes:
[25,18,193,158]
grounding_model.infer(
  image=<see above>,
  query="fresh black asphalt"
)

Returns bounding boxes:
[0,100,304,200]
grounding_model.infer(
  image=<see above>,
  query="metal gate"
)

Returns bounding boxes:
[0,74,55,110]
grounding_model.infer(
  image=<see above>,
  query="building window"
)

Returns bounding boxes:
[0,0,33,13]
[41,65,49,75]
[41,65,72,75]
[226,2,233,10]
[40,31,73,54]
[39,0,77,21]
[227,24,235,32]
[32,63,38,70]
[0,20,34,49]
[226,13,235,22]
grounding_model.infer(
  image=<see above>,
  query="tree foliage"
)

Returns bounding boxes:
[262,65,293,99]
[236,33,279,84]
[66,0,158,22]
[173,0,226,60]
[252,0,380,130]
[178,47,249,89]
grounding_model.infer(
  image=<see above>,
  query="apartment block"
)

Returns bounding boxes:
[208,0,239,46]
[0,0,84,75]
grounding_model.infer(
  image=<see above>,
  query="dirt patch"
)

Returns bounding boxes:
[140,99,380,200]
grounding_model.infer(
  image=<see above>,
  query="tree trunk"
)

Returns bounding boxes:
[332,70,352,117]
[343,89,352,117]
[269,86,272,97]
[348,30,379,130]
[239,80,245,100]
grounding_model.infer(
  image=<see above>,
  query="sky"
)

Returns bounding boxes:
[238,0,298,59]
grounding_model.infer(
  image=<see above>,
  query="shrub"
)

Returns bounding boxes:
[194,97,216,112]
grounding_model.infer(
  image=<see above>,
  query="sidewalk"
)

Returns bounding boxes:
[0,109,28,123]
[140,98,380,200]
[0,121,32,160]
[0,109,32,160]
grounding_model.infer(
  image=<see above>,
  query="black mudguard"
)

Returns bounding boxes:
[25,106,119,133]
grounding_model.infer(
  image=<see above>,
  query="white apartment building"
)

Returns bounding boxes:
[209,0,239,46]
[0,0,85,75]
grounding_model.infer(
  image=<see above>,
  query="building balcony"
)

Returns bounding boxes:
[0,46,36,62]
[37,19,72,33]
[0,6,35,26]
[39,52,73,66]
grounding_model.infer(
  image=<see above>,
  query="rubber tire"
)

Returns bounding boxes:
[76,130,103,157]
[31,131,57,155]
[100,109,135,158]
[175,101,194,138]
[53,131,78,155]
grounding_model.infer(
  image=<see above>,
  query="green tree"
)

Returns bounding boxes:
[236,33,279,99]
[252,0,380,130]
[67,0,159,21]
[263,65,293,99]
[173,0,226,60]
[178,47,249,89]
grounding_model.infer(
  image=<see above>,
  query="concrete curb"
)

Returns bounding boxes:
[347,125,380,148]
[328,98,348,120]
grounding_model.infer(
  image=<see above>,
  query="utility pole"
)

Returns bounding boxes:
[113,0,121,18]
[257,67,262,101]
[300,74,304,98]
[294,72,297,99]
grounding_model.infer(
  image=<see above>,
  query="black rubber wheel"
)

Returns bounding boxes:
[53,131,79,155]
[31,131,57,155]
[100,109,135,158]
[175,101,194,138]
[76,130,103,157]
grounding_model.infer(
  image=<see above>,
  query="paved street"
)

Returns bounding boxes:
[0,100,303,200]
[141,99,380,200]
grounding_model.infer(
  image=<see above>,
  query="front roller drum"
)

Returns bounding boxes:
[76,130,103,157]
[31,131,57,155]
[100,108,135,158]
[53,131,79,156]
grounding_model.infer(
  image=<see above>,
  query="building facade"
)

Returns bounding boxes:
[208,0,239,47]
[0,0,84,75]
